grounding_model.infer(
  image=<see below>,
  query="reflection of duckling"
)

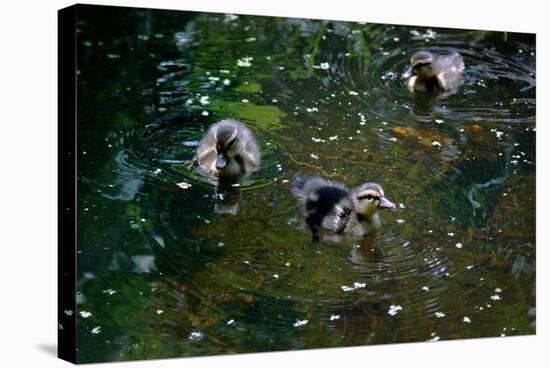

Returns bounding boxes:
[213,177,241,215]
[402,51,464,93]
[292,176,395,241]
[197,119,260,177]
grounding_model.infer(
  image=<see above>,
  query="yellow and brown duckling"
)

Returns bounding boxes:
[292,176,395,241]
[402,51,464,93]
[197,119,260,177]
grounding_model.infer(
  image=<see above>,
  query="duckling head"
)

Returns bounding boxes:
[352,183,395,218]
[402,51,435,80]
[214,122,239,171]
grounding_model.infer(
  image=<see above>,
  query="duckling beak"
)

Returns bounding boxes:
[401,66,413,80]
[215,153,228,170]
[378,197,396,209]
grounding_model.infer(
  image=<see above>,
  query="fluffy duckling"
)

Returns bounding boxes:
[292,176,395,241]
[402,51,464,93]
[197,119,260,177]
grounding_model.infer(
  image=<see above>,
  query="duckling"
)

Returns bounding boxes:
[196,119,260,177]
[292,176,395,241]
[402,51,464,93]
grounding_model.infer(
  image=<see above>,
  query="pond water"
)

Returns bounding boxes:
[73,5,535,363]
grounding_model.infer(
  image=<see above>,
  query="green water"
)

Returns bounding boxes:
[72,5,535,363]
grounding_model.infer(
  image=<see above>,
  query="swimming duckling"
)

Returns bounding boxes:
[197,119,260,177]
[402,51,464,93]
[292,176,395,241]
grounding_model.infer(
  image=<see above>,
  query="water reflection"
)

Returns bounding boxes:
[214,178,242,215]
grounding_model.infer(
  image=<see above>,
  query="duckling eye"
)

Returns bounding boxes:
[226,138,237,150]
[365,194,373,200]
[413,62,430,70]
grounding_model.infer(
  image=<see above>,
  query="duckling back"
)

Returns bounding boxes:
[292,176,353,236]
[433,52,464,91]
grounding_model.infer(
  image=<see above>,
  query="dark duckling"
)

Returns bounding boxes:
[292,176,395,241]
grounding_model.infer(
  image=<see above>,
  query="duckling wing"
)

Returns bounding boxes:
[243,137,261,167]
[321,204,353,233]
[196,129,218,169]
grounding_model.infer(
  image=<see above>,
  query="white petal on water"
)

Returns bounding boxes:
[422,286,430,292]
[396,219,405,224]
[223,79,231,85]
[189,331,204,341]
[91,326,101,334]
[448,232,455,237]
[341,282,366,292]
[432,141,442,146]
[102,289,117,295]
[236,57,253,67]
[435,119,444,124]
[227,319,235,325]
[157,310,164,315]
[435,312,446,318]
[273,274,279,279]
[495,288,502,293]
[64,310,74,316]
[329,135,338,140]
[348,91,359,96]
[201,110,209,116]
[456,243,463,248]
[177,182,192,190]
[306,107,319,113]
[319,62,330,70]
[293,319,309,327]
[463,316,472,323]
[330,315,340,321]
[310,154,319,160]
[199,96,210,105]
[80,311,92,318]
[388,305,403,316]
[490,295,501,301]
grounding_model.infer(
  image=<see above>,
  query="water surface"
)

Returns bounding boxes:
[73,5,535,363]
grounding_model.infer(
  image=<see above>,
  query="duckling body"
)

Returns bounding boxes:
[197,119,260,177]
[292,176,395,241]
[402,51,464,94]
